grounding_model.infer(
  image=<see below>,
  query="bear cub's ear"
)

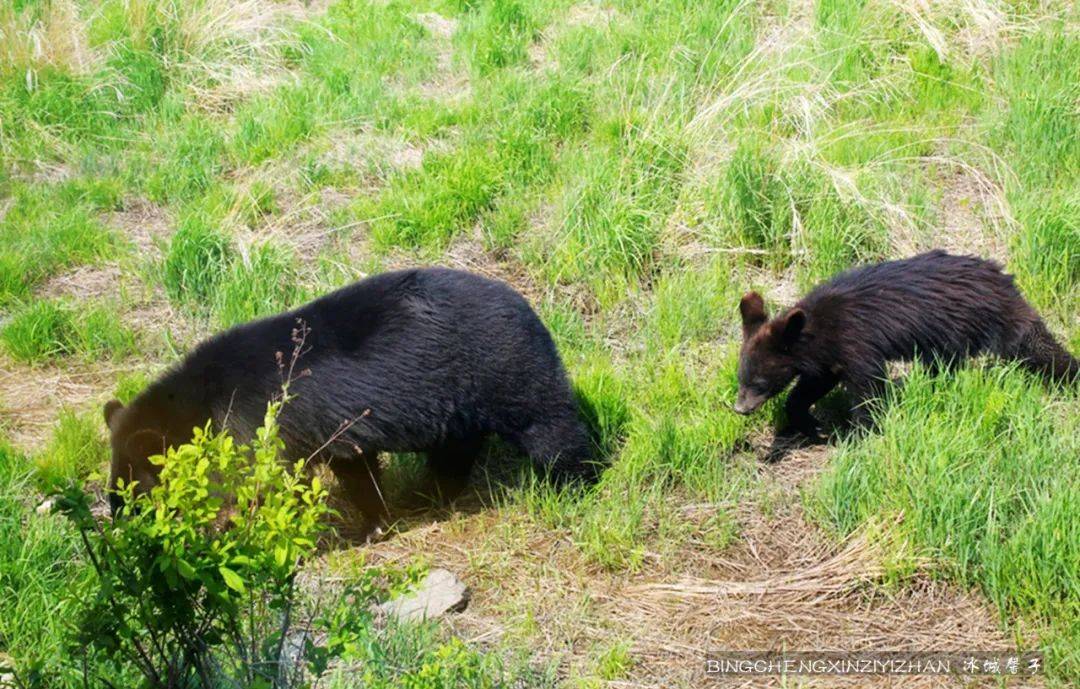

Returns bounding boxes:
[103,399,124,431]
[780,308,807,344]
[739,291,768,337]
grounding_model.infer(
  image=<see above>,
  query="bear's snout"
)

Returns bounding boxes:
[734,388,767,415]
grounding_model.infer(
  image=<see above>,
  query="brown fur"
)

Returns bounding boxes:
[735,251,1078,440]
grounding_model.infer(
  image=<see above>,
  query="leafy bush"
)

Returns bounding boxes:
[51,402,341,688]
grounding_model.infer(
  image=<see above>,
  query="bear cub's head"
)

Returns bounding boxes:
[103,399,168,514]
[734,291,806,415]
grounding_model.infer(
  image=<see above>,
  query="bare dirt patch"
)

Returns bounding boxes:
[444,227,548,306]
[565,3,617,28]
[412,12,471,103]
[415,12,457,43]
[102,198,173,258]
[37,263,125,302]
[0,358,129,451]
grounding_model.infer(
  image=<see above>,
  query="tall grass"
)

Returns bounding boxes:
[811,364,1080,679]
[0,299,137,364]
[0,439,87,687]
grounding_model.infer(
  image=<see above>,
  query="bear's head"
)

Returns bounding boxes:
[103,399,169,514]
[734,291,805,415]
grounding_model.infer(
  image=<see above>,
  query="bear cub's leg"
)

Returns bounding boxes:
[844,365,888,431]
[330,454,389,534]
[781,372,838,442]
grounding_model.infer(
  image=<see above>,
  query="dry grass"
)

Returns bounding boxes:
[37,264,125,302]
[102,198,174,257]
[0,358,127,450]
[411,11,471,103]
[0,1,97,78]
[926,165,1010,261]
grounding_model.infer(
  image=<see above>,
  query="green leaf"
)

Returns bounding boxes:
[219,566,246,593]
[177,559,197,580]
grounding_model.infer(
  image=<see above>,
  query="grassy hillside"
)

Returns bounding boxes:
[1,0,1077,686]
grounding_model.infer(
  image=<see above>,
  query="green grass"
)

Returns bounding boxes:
[0,299,137,364]
[0,182,121,305]
[214,243,305,327]
[0,439,88,687]
[161,208,234,308]
[811,364,1080,679]
[34,410,109,490]
[1,0,1078,685]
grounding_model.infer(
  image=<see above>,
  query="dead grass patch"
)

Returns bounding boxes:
[0,0,97,77]
[412,11,471,103]
[0,358,131,451]
[37,264,125,302]
[928,165,1010,262]
[102,198,174,258]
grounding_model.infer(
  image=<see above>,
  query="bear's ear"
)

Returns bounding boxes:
[780,308,806,345]
[103,399,124,431]
[739,291,767,337]
[126,429,165,461]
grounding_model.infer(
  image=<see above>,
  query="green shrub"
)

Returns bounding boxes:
[55,402,338,687]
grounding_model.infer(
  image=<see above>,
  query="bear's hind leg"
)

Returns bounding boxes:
[330,453,389,534]
[845,364,889,431]
[424,437,483,503]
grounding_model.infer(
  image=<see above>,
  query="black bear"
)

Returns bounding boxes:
[104,268,592,531]
[734,250,1078,439]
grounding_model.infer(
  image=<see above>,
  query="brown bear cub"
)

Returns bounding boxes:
[104,268,592,534]
[735,250,1078,440]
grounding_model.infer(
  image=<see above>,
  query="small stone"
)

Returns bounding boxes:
[35,498,55,515]
[378,568,470,622]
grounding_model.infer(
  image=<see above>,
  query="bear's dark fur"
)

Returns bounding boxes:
[735,250,1078,439]
[104,268,592,529]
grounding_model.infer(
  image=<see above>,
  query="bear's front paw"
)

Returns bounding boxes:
[778,418,825,445]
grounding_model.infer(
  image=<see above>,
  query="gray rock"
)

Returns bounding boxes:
[378,568,470,622]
